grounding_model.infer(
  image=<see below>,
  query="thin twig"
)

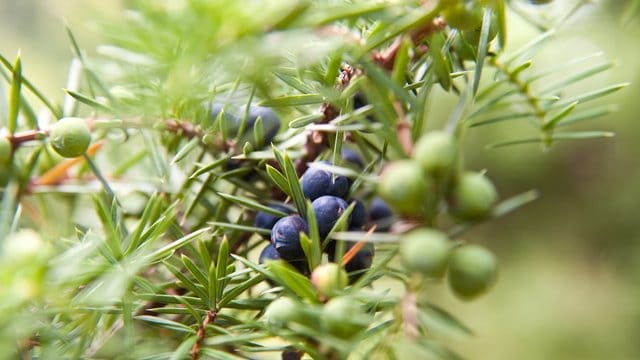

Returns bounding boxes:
[191,310,217,360]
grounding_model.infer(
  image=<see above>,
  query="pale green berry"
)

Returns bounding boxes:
[311,263,348,298]
[377,160,431,216]
[0,136,12,165]
[448,245,498,300]
[265,297,304,328]
[448,172,498,221]
[400,228,452,277]
[49,117,91,158]
[322,296,370,338]
[413,131,457,177]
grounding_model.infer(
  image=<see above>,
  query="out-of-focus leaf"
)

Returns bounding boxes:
[135,315,196,334]
[216,192,289,217]
[266,261,317,301]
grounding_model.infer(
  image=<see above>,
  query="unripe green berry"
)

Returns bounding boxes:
[311,263,348,298]
[448,244,498,300]
[322,296,370,338]
[377,160,431,216]
[0,136,12,165]
[461,14,499,45]
[413,131,457,177]
[400,228,452,277]
[264,297,304,328]
[441,3,483,31]
[49,117,91,158]
[438,0,461,8]
[448,172,498,221]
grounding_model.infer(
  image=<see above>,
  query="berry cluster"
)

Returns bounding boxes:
[210,103,280,149]
[377,130,500,299]
[255,153,391,285]
[265,294,371,340]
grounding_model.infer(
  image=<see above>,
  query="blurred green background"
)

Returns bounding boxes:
[1,1,638,359]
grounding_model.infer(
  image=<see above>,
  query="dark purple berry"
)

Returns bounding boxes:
[259,243,281,263]
[344,242,374,283]
[271,215,309,261]
[369,197,393,232]
[259,243,309,276]
[312,196,349,239]
[348,199,367,229]
[245,105,281,145]
[254,204,295,234]
[300,163,350,201]
[213,103,281,148]
[341,148,364,168]
[353,92,375,122]
[327,241,374,284]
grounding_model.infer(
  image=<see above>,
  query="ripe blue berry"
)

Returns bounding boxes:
[344,242,374,282]
[327,241,374,283]
[241,105,281,146]
[300,163,350,201]
[369,197,393,232]
[341,148,364,168]
[254,204,294,232]
[348,199,367,229]
[259,243,308,275]
[212,103,281,147]
[259,243,281,263]
[271,215,309,261]
[312,196,349,239]
[353,92,375,122]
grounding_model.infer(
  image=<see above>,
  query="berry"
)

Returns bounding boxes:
[326,240,374,283]
[259,243,281,263]
[353,92,368,110]
[312,195,349,239]
[377,160,431,216]
[369,197,393,232]
[210,102,241,130]
[461,15,499,46]
[341,148,364,168]
[254,204,294,232]
[49,117,91,158]
[212,103,281,147]
[311,263,348,298]
[348,199,367,229]
[448,172,498,221]
[441,3,483,31]
[271,215,309,261]
[448,245,498,300]
[300,163,350,201]
[265,297,304,328]
[259,243,308,276]
[237,105,281,147]
[322,296,370,338]
[337,241,374,283]
[0,136,12,165]
[400,228,451,277]
[413,131,457,177]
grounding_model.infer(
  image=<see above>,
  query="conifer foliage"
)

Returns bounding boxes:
[0,0,626,359]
